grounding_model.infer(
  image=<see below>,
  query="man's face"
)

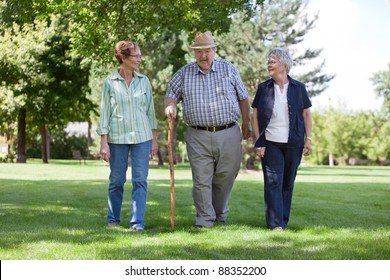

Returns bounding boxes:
[194,48,216,72]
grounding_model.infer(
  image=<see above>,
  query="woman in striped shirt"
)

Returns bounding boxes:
[97,41,158,231]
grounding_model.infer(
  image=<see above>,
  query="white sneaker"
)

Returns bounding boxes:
[272,226,283,231]
[131,225,144,231]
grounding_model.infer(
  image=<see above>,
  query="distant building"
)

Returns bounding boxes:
[0,143,8,157]
[65,122,91,137]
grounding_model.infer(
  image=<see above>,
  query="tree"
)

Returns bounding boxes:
[138,31,180,164]
[310,110,330,165]
[365,113,390,165]
[217,0,333,98]
[1,0,265,64]
[371,63,390,115]
[307,108,390,166]
[0,15,94,162]
[1,0,266,163]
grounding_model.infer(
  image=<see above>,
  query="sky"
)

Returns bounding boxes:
[295,0,390,112]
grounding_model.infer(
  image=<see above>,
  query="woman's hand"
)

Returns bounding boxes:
[150,138,158,159]
[256,146,266,158]
[100,143,110,162]
[303,138,312,156]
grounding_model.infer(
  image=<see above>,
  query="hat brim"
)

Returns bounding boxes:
[189,43,218,49]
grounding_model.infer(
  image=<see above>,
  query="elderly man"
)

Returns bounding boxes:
[164,31,251,228]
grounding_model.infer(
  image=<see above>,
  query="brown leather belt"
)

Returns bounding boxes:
[191,122,236,132]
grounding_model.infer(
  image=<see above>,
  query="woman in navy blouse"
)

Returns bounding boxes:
[252,48,312,230]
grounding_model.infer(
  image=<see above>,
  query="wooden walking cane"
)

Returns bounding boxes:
[167,118,175,230]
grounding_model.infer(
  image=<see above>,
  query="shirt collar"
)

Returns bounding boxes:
[195,59,216,75]
[266,75,298,87]
[110,70,143,80]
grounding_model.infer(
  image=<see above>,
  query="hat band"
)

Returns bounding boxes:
[190,43,217,48]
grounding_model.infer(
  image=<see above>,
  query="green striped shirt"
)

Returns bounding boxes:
[96,70,158,144]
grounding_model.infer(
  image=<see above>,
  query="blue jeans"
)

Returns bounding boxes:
[107,140,151,228]
[261,141,303,229]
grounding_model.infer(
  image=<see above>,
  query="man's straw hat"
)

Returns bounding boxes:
[189,31,218,49]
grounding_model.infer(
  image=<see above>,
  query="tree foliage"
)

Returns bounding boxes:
[1,0,266,162]
[0,14,94,162]
[70,0,264,62]
[216,0,334,97]
[371,63,390,115]
[310,109,390,165]
[1,0,264,63]
[3,0,385,166]
[0,15,93,123]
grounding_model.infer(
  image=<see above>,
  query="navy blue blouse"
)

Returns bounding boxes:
[251,76,312,148]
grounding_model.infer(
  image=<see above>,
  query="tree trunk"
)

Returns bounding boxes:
[40,123,49,163]
[87,121,92,159]
[16,108,27,163]
[157,149,164,165]
[246,154,256,170]
[46,125,50,159]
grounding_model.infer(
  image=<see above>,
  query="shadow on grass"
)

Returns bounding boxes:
[298,172,390,178]
[100,229,389,260]
[297,166,390,177]
[0,177,389,259]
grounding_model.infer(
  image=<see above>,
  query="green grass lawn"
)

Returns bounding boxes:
[0,160,389,260]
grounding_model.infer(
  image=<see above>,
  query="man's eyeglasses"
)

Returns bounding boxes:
[129,54,142,59]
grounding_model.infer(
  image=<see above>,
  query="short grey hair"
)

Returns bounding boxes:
[268,48,293,73]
